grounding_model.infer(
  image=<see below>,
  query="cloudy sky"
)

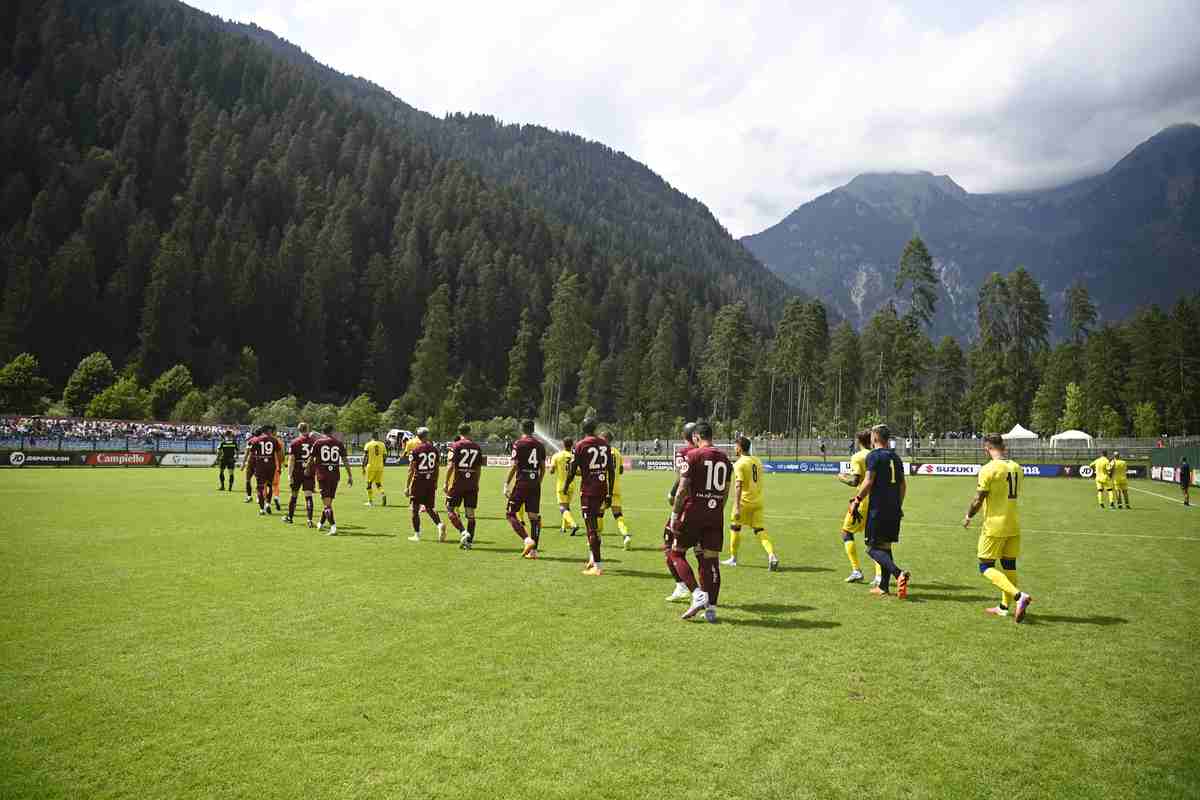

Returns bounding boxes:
[189,0,1200,237]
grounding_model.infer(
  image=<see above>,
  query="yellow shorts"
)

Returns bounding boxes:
[1095,480,1113,491]
[610,490,622,509]
[977,533,1020,561]
[841,496,869,535]
[555,488,573,506]
[366,467,384,485]
[1115,480,1128,490]
[732,503,765,530]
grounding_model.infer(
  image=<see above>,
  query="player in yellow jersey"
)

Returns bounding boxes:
[403,433,420,459]
[1110,450,1130,509]
[722,435,778,570]
[1089,450,1114,508]
[836,430,882,584]
[362,432,388,507]
[963,434,1033,622]
[598,432,632,549]
[548,438,579,536]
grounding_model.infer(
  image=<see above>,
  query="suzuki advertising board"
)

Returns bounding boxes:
[914,463,980,476]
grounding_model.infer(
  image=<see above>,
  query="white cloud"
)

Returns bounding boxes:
[189,0,1200,236]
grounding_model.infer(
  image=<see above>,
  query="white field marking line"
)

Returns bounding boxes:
[625,507,1200,542]
[1129,485,1189,506]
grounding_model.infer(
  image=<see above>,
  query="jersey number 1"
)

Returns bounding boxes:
[1006,473,1018,499]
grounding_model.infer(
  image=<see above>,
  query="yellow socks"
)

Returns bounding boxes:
[757,531,776,557]
[730,530,743,559]
[617,517,629,536]
[984,567,1019,603]
[562,510,576,530]
[844,539,860,571]
[1002,568,1019,608]
[366,486,374,503]
[597,516,605,533]
[1097,490,1105,507]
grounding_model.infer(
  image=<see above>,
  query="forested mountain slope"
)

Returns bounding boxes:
[743,124,1200,339]
[0,0,787,422]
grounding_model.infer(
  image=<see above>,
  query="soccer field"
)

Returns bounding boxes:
[2,467,1197,800]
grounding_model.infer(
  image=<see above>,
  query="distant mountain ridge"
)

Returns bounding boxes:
[742,124,1200,338]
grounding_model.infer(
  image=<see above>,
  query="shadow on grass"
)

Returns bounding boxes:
[721,618,841,630]
[1027,614,1129,626]
[907,593,994,604]
[725,603,816,614]
[605,568,675,580]
[773,565,835,574]
[916,583,976,592]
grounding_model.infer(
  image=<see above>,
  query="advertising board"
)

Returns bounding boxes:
[633,459,675,471]
[159,453,218,467]
[83,452,156,466]
[914,463,979,476]
[0,450,74,467]
[761,460,843,474]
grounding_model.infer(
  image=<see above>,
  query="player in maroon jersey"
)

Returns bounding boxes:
[241,427,261,502]
[248,427,280,515]
[406,428,445,542]
[664,421,697,602]
[283,422,318,527]
[445,423,484,549]
[309,424,352,535]
[669,421,730,623]
[505,419,547,558]
[564,417,615,575]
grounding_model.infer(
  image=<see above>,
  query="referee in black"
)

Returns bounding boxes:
[216,430,238,491]
[1182,457,1192,507]
[849,424,911,599]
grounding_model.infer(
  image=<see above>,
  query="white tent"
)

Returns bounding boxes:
[1050,429,1094,447]
[1003,424,1039,440]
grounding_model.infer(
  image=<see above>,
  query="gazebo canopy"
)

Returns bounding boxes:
[1002,424,1039,440]
[1050,429,1094,446]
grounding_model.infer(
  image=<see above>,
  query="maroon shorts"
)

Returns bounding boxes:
[674,517,723,552]
[580,493,608,518]
[290,470,315,493]
[447,488,479,510]
[254,462,276,484]
[318,474,340,499]
[507,482,541,515]
[410,483,437,510]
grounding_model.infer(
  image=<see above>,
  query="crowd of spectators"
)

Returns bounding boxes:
[0,416,248,444]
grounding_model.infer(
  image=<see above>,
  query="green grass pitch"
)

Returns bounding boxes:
[2,466,1197,799]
